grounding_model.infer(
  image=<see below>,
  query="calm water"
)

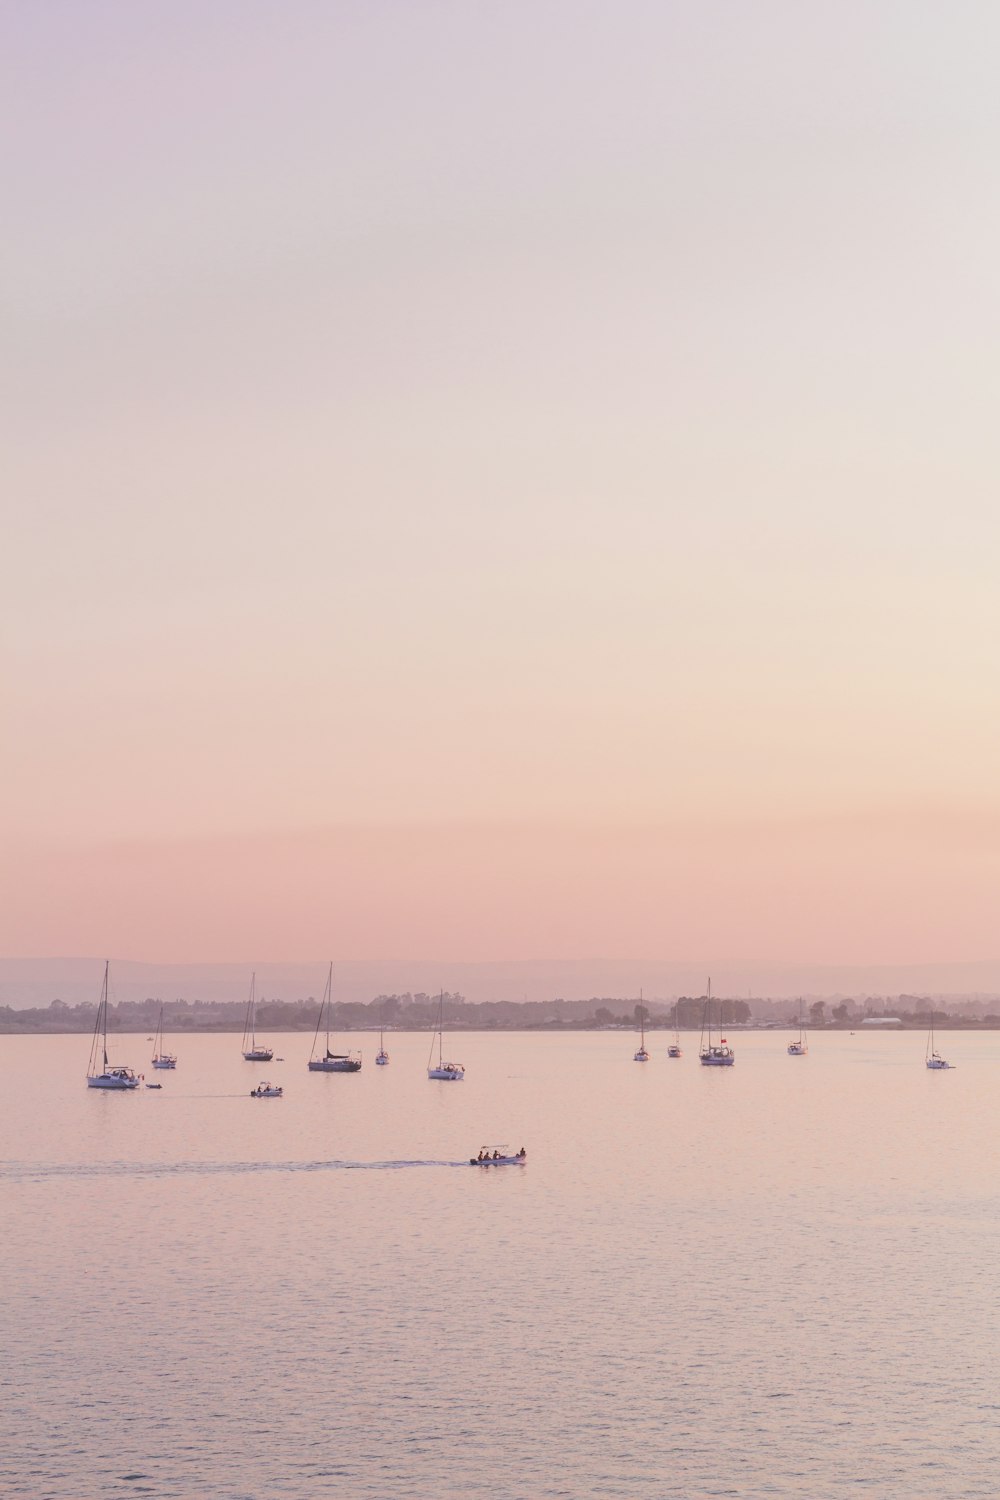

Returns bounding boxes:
[3,1028,1000,1498]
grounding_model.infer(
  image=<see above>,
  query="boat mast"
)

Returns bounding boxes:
[326,962,332,1056]
[438,991,444,1068]
[101,960,109,1066]
[243,973,257,1052]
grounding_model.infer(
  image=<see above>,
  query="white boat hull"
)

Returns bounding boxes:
[375,1053,390,1065]
[787,1044,807,1056]
[667,1046,682,1058]
[428,1067,464,1081]
[926,1057,952,1069]
[250,1086,283,1097]
[469,1156,525,1166]
[152,1057,176,1069]
[634,1050,650,1062]
[88,1072,140,1090]
[700,1051,735,1067]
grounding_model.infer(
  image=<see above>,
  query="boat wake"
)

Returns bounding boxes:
[1,1158,477,1182]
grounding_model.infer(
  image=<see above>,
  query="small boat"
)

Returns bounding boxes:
[308,963,362,1072]
[633,989,650,1062]
[86,961,141,1089]
[787,999,808,1056]
[667,1003,682,1058]
[925,1008,952,1069]
[428,991,464,1080]
[699,978,735,1066]
[251,1082,283,1097]
[375,1007,390,1066]
[469,1147,526,1165]
[151,1004,177,1069]
[145,1082,163,1089]
[242,972,274,1062]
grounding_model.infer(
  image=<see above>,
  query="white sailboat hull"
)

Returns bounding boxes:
[375,1053,390,1065]
[667,1046,682,1058]
[699,1050,735,1066]
[428,1066,464,1080]
[88,1072,140,1090]
[926,1056,952,1069]
[152,1057,176,1069]
[634,1049,650,1062]
[787,1043,807,1055]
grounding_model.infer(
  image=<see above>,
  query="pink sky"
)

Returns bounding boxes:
[3,3,1000,965]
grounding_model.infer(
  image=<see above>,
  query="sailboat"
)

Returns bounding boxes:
[787,999,808,1056]
[667,1003,683,1058]
[427,992,464,1080]
[308,964,362,1071]
[375,1006,390,1066]
[151,1004,177,1069]
[242,973,274,1062]
[925,1006,952,1069]
[633,989,650,1061]
[86,961,140,1089]
[698,979,735,1066]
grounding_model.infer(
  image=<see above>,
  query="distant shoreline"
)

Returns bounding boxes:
[1,1022,997,1037]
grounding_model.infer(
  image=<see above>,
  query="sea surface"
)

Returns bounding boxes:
[3,1028,1000,1499]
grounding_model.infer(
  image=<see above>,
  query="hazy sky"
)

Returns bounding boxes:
[3,2,999,964]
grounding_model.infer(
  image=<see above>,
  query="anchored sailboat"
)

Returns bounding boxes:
[86,961,140,1089]
[376,1006,390,1066]
[925,1006,952,1069]
[242,973,274,1062]
[667,1003,682,1058]
[633,989,650,1061]
[427,992,464,1080]
[787,999,808,1056]
[308,964,362,1072]
[151,1004,177,1069]
[698,979,735,1066]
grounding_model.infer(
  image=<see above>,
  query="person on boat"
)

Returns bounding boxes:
[517,1147,526,1158]
[492,1149,500,1159]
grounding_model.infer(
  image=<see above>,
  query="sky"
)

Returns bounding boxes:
[2,2,999,967]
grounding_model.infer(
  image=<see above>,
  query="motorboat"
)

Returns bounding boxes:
[470,1148,526,1165]
[242,973,274,1062]
[428,991,464,1080]
[250,1083,283,1097]
[308,963,362,1071]
[86,962,141,1089]
[151,1005,177,1069]
[699,979,735,1066]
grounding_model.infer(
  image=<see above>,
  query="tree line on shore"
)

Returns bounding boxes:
[2,991,999,1034]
